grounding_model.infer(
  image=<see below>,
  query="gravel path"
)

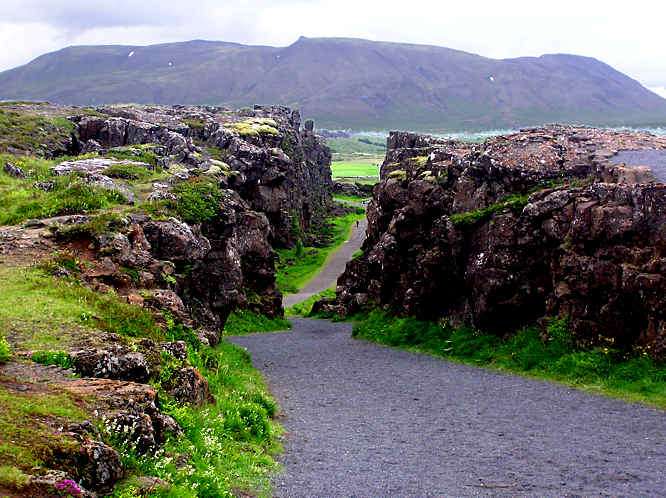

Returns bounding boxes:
[611,149,666,182]
[228,318,666,497]
[283,216,367,308]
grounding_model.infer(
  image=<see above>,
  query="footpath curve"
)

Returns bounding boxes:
[229,319,666,497]
[282,211,367,308]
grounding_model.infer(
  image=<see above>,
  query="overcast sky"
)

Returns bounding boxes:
[1,0,665,97]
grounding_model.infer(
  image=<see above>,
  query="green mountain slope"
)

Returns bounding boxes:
[1,37,665,131]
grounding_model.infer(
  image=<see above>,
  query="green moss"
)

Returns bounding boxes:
[387,169,406,180]
[225,118,279,137]
[410,156,428,167]
[450,193,530,228]
[183,119,206,130]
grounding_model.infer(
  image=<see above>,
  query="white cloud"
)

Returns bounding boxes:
[0,0,664,92]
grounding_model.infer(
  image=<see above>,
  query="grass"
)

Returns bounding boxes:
[352,310,666,408]
[285,288,335,317]
[330,158,380,179]
[276,209,365,294]
[112,340,282,497]
[223,310,292,336]
[0,108,75,155]
[333,193,370,203]
[450,193,529,227]
[0,265,162,350]
[0,265,285,496]
[0,154,128,226]
[0,386,87,482]
[225,118,279,137]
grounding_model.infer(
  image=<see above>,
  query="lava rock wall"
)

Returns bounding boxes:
[332,126,666,358]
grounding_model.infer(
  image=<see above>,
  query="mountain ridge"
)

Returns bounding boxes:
[1,37,665,131]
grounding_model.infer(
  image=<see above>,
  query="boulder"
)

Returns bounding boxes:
[50,158,149,176]
[71,345,151,382]
[167,367,215,406]
[3,161,26,178]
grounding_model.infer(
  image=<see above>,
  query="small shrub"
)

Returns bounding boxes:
[103,163,151,180]
[294,239,304,257]
[30,350,73,369]
[36,251,80,276]
[171,177,223,223]
[55,213,127,241]
[0,336,11,363]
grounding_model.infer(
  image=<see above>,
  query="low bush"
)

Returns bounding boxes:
[0,336,11,363]
[171,177,223,224]
[30,350,73,369]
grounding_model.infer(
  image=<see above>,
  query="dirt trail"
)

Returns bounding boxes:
[229,318,666,497]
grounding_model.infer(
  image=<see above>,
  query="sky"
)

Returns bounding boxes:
[1,0,665,98]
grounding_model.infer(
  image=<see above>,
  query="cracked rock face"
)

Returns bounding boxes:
[331,126,666,358]
[75,104,333,248]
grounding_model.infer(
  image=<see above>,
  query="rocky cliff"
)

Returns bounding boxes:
[0,101,334,338]
[326,126,666,359]
[0,102,334,494]
[74,104,333,247]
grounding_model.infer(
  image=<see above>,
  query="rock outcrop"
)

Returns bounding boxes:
[74,104,333,247]
[328,126,666,359]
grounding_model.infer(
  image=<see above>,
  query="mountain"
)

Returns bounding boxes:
[1,37,666,131]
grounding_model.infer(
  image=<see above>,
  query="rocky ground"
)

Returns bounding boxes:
[321,125,666,359]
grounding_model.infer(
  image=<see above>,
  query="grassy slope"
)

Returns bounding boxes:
[276,209,365,295]
[350,310,666,408]
[0,262,284,496]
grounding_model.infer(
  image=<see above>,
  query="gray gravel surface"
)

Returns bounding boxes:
[228,318,666,497]
[611,149,666,182]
